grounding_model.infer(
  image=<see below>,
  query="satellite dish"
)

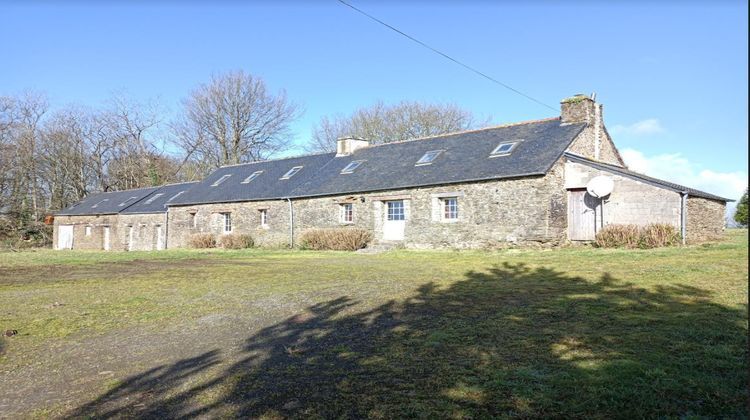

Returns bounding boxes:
[586,176,614,198]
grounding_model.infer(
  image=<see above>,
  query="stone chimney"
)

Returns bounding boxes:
[561,94,605,160]
[336,136,369,156]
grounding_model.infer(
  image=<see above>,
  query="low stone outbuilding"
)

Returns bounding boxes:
[55,95,732,250]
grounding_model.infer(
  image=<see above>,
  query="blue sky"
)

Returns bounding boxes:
[1,0,747,203]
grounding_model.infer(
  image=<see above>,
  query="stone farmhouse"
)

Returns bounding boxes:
[54,95,731,250]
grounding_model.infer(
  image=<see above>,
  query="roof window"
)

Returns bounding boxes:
[416,150,444,166]
[341,160,365,174]
[119,196,138,207]
[490,141,520,157]
[91,198,109,208]
[241,171,264,184]
[211,174,232,187]
[166,191,185,204]
[280,166,303,180]
[143,193,164,205]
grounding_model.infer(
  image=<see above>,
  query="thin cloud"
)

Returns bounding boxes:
[611,119,665,136]
[621,148,747,224]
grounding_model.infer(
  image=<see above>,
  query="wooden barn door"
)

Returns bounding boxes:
[568,189,599,241]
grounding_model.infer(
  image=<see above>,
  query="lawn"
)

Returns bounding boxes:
[1,231,747,418]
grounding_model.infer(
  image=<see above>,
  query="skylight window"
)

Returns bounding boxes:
[416,150,444,166]
[341,160,365,174]
[241,171,264,184]
[166,191,185,204]
[490,141,520,157]
[91,199,109,209]
[143,193,164,205]
[280,166,303,180]
[211,174,232,186]
[119,196,138,207]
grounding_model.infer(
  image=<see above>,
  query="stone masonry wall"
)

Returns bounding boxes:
[566,124,624,167]
[118,213,168,251]
[53,214,119,250]
[167,161,568,249]
[565,161,682,228]
[686,197,726,243]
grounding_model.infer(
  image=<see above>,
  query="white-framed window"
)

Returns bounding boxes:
[490,141,520,157]
[119,196,138,207]
[340,203,353,223]
[221,212,232,233]
[442,197,459,220]
[211,174,232,187]
[416,150,444,166]
[280,166,303,180]
[386,200,405,221]
[85,226,92,236]
[241,170,264,184]
[259,209,268,227]
[143,193,164,205]
[341,160,365,174]
[91,198,108,208]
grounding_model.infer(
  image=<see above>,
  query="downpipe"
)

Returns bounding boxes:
[286,198,294,248]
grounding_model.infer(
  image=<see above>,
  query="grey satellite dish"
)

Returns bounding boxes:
[586,176,614,198]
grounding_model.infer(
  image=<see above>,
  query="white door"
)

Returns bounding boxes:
[155,225,164,250]
[103,226,111,251]
[57,225,74,250]
[128,226,135,251]
[383,200,406,241]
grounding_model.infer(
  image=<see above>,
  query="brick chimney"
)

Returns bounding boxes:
[336,136,369,156]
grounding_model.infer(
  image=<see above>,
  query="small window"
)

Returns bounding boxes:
[143,193,164,205]
[189,212,197,228]
[91,198,109,208]
[211,174,232,187]
[119,196,138,207]
[341,160,365,174]
[241,171,264,184]
[340,203,353,223]
[259,209,268,227]
[280,166,303,180]
[490,141,519,157]
[416,150,444,166]
[222,212,232,233]
[442,197,459,220]
[85,226,92,236]
[386,200,405,221]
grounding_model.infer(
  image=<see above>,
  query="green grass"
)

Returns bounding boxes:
[0,230,747,418]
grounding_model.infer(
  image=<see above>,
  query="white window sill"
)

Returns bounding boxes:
[440,218,460,223]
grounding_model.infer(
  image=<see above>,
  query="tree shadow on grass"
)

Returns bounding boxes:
[70,263,748,418]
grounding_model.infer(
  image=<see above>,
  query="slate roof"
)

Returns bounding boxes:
[564,152,733,202]
[170,118,588,205]
[120,182,199,214]
[56,187,159,216]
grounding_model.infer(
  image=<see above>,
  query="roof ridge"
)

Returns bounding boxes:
[219,151,335,168]
[359,117,562,150]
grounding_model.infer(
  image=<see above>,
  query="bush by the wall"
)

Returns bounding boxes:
[218,233,254,249]
[300,228,373,251]
[595,224,680,249]
[188,233,216,249]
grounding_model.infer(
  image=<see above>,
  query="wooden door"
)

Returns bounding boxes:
[383,200,406,241]
[57,225,73,250]
[568,190,599,241]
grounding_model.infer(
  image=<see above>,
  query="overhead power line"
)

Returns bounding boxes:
[336,0,558,112]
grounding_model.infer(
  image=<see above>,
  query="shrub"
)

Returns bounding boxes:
[595,224,680,249]
[188,233,216,249]
[300,228,373,251]
[218,233,254,249]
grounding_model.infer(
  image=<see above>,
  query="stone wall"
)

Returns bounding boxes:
[566,124,624,166]
[564,161,682,228]
[686,197,726,243]
[118,213,168,251]
[167,161,568,249]
[53,214,119,250]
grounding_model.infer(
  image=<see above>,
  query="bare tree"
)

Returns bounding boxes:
[307,101,482,153]
[172,71,299,174]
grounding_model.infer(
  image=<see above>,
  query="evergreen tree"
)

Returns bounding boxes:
[734,189,748,227]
